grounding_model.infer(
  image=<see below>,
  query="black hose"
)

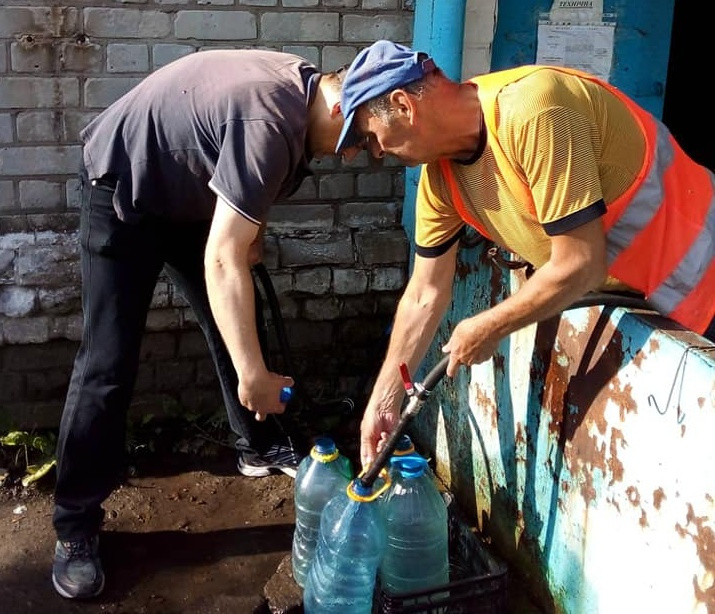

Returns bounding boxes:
[251,263,354,416]
[359,356,449,488]
[357,291,652,488]
[566,291,655,312]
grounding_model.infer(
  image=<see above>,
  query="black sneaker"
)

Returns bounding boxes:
[237,440,303,478]
[52,535,105,599]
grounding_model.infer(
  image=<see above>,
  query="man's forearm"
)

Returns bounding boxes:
[205,262,266,383]
[486,260,597,338]
[370,283,452,408]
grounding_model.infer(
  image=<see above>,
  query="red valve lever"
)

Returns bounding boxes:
[398,363,414,396]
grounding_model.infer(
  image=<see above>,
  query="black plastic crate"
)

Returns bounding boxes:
[373,492,508,614]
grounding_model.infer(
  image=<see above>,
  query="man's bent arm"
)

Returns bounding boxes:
[204,197,293,416]
[360,242,459,466]
[443,217,609,374]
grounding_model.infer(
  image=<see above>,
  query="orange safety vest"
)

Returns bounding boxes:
[439,65,715,335]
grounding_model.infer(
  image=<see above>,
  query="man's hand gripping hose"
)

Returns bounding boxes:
[351,355,449,499]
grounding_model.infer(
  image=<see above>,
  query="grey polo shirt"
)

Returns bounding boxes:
[81,49,318,224]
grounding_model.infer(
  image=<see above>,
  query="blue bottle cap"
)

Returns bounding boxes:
[280,386,293,403]
[393,456,428,478]
[314,436,337,455]
[351,479,373,497]
[394,434,415,454]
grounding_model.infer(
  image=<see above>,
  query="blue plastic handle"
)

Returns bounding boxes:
[280,386,293,403]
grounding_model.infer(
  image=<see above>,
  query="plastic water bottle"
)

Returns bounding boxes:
[379,455,449,597]
[380,434,434,505]
[302,479,387,613]
[393,433,416,457]
[377,434,418,507]
[388,434,434,478]
[292,437,352,588]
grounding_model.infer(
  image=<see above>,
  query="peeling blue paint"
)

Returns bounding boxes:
[410,243,715,613]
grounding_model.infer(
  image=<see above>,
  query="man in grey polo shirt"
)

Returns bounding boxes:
[52,48,357,600]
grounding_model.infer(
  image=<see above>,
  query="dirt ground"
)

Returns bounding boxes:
[0,446,302,614]
[0,413,536,614]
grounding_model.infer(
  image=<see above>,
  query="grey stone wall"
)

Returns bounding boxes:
[0,1,414,430]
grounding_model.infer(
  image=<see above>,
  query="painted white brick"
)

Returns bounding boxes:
[322,45,357,71]
[282,45,320,67]
[261,13,339,42]
[462,0,496,79]
[107,43,150,73]
[341,14,412,43]
[0,145,82,176]
[357,171,392,198]
[362,0,398,8]
[153,44,196,69]
[0,7,79,38]
[84,8,172,39]
[0,78,79,110]
[0,286,36,317]
[334,268,368,295]
[295,267,331,294]
[0,181,15,211]
[323,0,358,7]
[59,40,103,73]
[370,266,405,291]
[175,11,256,40]
[10,40,56,73]
[65,178,81,209]
[19,180,63,210]
[281,0,318,6]
[17,111,63,142]
[1,316,50,343]
[84,77,143,108]
[0,114,12,143]
[64,111,99,141]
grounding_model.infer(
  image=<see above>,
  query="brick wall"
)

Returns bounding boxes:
[0,0,415,429]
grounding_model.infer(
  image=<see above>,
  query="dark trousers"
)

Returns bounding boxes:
[53,175,285,540]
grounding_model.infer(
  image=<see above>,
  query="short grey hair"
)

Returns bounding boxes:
[364,52,432,123]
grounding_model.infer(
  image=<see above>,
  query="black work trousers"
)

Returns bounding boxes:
[53,173,285,540]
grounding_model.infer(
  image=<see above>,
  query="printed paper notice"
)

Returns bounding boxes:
[548,0,603,23]
[536,22,615,81]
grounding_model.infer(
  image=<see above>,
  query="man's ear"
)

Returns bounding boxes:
[330,101,342,119]
[390,89,415,121]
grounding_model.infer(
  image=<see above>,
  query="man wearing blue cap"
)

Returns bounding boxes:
[337,41,715,469]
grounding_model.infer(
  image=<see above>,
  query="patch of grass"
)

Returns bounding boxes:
[0,430,57,491]
[0,406,234,493]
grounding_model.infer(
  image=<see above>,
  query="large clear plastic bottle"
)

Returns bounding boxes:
[393,433,416,457]
[302,479,387,613]
[291,437,352,588]
[378,434,418,507]
[379,455,449,597]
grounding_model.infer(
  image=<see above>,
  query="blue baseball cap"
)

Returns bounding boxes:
[335,40,436,152]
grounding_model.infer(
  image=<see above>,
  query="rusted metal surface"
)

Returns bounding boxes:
[412,242,715,614]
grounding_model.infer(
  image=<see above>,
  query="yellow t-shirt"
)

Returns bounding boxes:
[415,67,646,270]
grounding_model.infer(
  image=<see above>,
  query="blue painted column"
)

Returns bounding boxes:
[403,0,467,245]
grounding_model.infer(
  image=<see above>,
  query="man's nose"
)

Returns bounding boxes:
[368,141,385,159]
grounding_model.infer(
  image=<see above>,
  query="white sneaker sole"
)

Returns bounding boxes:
[237,459,297,478]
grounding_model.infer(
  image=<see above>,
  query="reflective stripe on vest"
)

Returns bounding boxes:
[439,66,715,334]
